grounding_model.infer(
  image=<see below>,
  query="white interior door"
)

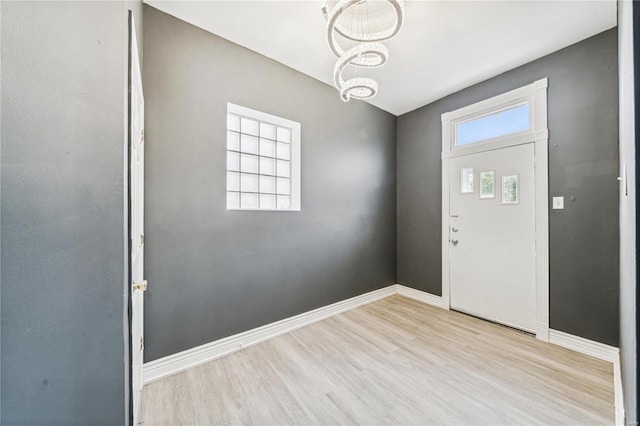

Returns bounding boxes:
[449,143,536,332]
[129,15,145,424]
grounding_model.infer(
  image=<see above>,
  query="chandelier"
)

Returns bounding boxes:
[322,0,405,102]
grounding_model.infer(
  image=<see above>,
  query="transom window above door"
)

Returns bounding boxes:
[455,102,530,146]
[442,80,547,156]
[226,103,301,211]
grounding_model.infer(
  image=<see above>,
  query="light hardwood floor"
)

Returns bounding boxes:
[140,295,614,425]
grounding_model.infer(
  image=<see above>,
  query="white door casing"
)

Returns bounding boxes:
[441,78,549,340]
[129,14,145,424]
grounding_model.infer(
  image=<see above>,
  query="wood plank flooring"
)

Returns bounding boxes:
[140,295,614,425]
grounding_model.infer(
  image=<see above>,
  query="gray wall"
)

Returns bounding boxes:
[1,1,140,424]
[143,6,397,362]
[397,29,620,346]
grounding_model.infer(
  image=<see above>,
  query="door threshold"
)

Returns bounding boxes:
[451,308,536,337]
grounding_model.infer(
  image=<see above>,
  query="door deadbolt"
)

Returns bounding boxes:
[451,239,459,246]
[452,227,459,232]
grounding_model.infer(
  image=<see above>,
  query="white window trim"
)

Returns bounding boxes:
[442,79,547,159]
[440,78,550,341]
[227,103,301,211]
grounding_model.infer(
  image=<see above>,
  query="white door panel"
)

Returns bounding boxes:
[449,143,536,332]
[129,14,145,425]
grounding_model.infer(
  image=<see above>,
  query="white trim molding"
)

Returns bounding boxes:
[441,78,549,341]
[549,330,623,425]
[143,285,397,384]
[396,284,444,308]
[549,329,619,363]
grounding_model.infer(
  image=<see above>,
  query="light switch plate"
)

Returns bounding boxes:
[552,196,564,210]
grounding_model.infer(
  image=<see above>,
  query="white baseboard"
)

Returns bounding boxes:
[548,329,623,425]
[395,284,444,308]
[549,329,619,362]
[143,285,397,385]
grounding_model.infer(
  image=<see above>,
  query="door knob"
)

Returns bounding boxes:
[452,227,459,232]
[451,239,459,246]
[133,280,148,291]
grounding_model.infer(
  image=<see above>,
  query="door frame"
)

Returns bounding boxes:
[441,78,550,341]
[126,10,134,425]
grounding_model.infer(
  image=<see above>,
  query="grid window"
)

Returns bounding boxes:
[226,103,301,211]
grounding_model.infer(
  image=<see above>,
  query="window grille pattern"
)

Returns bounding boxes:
[226,108,297,210]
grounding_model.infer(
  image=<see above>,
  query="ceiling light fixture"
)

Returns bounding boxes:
[322,0,404,102]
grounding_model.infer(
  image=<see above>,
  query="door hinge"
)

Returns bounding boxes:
[140,233,144,246]
[140,337,144,351]
[140,129,145,143]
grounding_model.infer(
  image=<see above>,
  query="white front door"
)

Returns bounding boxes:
[449,143,536,332]
[129,14,145,424]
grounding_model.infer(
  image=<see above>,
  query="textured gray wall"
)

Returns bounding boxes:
[397,29,619,346]
[1,2,137,423]
[143,6,397,362]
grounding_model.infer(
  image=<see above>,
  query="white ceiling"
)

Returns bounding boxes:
[145,0,617,116]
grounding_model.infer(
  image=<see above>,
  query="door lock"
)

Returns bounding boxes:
[451,239,459,246]
[133,280,148,291]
